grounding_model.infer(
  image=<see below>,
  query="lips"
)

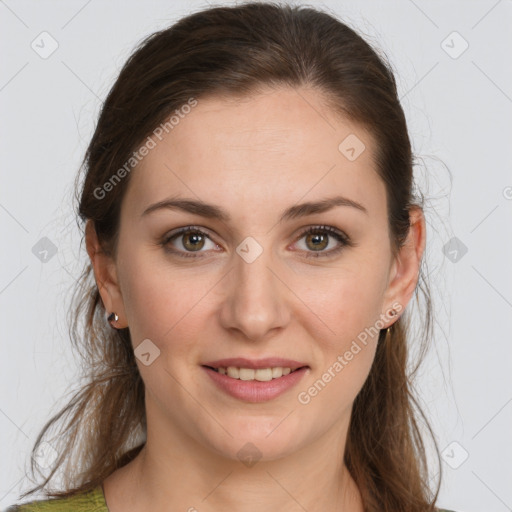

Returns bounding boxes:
[201,357,309,371]
[202,365,310,402]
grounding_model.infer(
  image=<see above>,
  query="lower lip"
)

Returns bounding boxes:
[202,366,309,403]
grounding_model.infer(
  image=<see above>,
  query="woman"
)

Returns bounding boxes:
[7,2,456,511]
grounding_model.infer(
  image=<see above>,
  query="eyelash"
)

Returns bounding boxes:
[160,225,353,259]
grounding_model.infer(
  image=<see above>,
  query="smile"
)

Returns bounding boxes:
[207,365,304,381]
[202,365,310,402]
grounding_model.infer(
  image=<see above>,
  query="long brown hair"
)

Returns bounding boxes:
[18,2,441,510]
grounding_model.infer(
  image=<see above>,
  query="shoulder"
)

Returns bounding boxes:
[3,485,108,512]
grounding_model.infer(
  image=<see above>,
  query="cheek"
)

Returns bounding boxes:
[118,249,218,351]
[299,344,376,427]
[295,262,388,346]
[295,272,381,416]
[289,257,386,408]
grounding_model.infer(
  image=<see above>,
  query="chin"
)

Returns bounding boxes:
[203,416,306,463]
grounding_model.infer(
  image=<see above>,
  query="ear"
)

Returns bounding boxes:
[382,206,426,327]
[85,219,128,329]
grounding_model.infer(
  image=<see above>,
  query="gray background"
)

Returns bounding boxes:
[1,1,511,511]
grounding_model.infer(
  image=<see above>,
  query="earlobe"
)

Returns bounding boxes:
[85,220,127,328]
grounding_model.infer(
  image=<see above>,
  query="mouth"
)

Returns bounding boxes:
[202,365,308,381]
[201,364,310,402]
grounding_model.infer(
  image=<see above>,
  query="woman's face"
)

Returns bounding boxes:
[90,86,421,463]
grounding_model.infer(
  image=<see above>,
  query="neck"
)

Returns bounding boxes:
[103,402,363,512]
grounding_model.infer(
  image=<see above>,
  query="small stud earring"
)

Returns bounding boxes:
[107,312,119,327]
[381,308,398,342]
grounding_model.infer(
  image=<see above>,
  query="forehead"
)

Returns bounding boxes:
[121,87,385,223]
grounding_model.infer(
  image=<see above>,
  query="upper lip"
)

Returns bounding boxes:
[202,357,309,370]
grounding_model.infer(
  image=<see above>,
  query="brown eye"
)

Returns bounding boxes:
[294,225,352,259]
[181,230,206,251]
[161,226,220,258]
[304,231,329,251]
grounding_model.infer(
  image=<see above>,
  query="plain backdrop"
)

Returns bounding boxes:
[1,1,511,511]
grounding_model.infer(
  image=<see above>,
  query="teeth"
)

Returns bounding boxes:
[216,366,296,381]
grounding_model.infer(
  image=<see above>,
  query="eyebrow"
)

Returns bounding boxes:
[140,194,368,222]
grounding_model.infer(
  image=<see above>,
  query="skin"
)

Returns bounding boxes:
[86,86,425,512]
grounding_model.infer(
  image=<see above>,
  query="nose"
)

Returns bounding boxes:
[218,242,291,342]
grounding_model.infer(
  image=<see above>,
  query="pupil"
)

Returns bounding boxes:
[307,232,327,251]
[184,232,204,251]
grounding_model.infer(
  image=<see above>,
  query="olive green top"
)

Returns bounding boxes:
[4,485,458,511]
[4,486,108,511]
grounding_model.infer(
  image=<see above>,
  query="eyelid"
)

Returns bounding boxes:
[159,225,220,254]
[290,225,352,258]
[161,224,352,258]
